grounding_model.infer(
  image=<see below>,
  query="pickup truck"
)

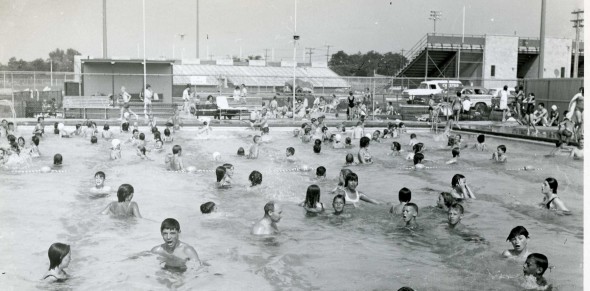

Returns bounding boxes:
[458,86,495,114]
[402,80,463,104]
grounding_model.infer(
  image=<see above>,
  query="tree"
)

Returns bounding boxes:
[328,50,407,76]
[0,48,81,71]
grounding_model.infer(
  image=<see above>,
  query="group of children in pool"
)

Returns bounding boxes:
[0,113,574,289]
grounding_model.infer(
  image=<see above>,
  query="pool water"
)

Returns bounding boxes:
[0,126,583,290]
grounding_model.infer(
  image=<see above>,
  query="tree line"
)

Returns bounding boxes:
[0,48,81,72]
[329,50,407,77]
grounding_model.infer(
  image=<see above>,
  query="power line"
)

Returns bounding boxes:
[571,9,584,78]
[305,47,316,65]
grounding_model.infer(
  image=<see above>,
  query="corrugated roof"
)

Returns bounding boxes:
[173,65,349,88]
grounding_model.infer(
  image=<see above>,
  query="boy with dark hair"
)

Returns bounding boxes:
[446,148,460,164]
[151,218,201,269]
[390,187,411,215]
[523,253,549,289]
[492,145,507,162]
[100,184,141,217]
[447,203,465,231]
[502,226,530,260]
[401,202,419,229]
[90,171,111,194]
[315,166,326,179]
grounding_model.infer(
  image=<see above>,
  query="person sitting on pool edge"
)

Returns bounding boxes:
[390,187,411,215]
[43,242,71,282]
[252,201,282,235]
[151,218,202,270]
[165,145,184,171]
[342,172,380,207]
[401,202,419,230]
[502,226,531,261]
[491,145,507,163]
[100,184,142,218]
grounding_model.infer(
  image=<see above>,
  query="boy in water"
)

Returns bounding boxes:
[53,154,63,168]
[447,203,465,231]
[474,134,487,151]
[100,184,142,218]
[491,145,507,163]
[151,218,201,270]
[502,226,531,260]
[446,148,460,164]
[401,203,419,229]
[522,253,550,290]
[408,133,419,147]
[165,145,184,171]
[101,124,113,140]
[90,171,112,195]
[285,147,296,162]
[316,166,326,180]
[33,116,45,137]
[332,194,346,216]
[569,137,584,160]
[110,139,122,160]
[251,201,282,235]
[222,163,234,184]
[247,135,261,159]
[390,187,411,215]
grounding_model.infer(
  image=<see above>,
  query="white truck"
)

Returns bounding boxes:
[401,80,463,104]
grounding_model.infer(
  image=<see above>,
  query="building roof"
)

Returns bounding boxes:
[173,64,349,88]
[80,58,174,64]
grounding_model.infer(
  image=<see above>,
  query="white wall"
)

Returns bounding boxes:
[483,35,518,89]
[541,37,572,78]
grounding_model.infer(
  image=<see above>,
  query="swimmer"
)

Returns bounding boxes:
[299,185,324,213]
[352,121,364,139]
[502,226,531,260]
[332,194,346,215]
[197,120,212,135]
[222,163,234,184]
[406,142,424,161]
[252,201,282,235]
[33,116,45,137]
[474,134,487,151]
[345,153,355,166]
[200,201,216,214]
[331,168,353,194]
[522,253,550,290]
[285,147,296,162]
[73,124,83,136]
[163,128,174,143]
[215,166,231,188]
[137,146,152,160]
[100,184,142,218]
[401,203,419,230]
[53,153,63,167]
[408,133,419,147]
[313,141,322,154]
[450,174,476,199]
[151,218,202,269]
[43,243,71,282]
[90,171,112,195]
[301,127,312,143]
[137,133,147,148]
[153,139,164,152]
[110,139,122,160]
[342,172,380,207]
[390,187,411,215]
[90,136,98,144]
[101,124,113,140]
[445,148,460,164]
[248,170,262,187]
[247,135,260,159]
[436,192,456,211]
[413,153,425,169]
[447,203,465,231]
[57,123,71,138]
[127,129,140,145]
[371,130,381,143]
[345,137,354,148]
[388,141,402,156]
[165,145,184,171]
[538,177,569,213]
[316,166,326,180]
[357,136,373,164]
[237,147,245,156]
[332,134,345,149]
[491,145,507,163]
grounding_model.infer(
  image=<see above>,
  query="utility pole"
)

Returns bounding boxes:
[571,9,584,78]
[103,0,107,58]
[538,0,546,78]
[429,11,442,34]
[305,47,315,65]
[264,49,269,60]
[325,45,332,64]
[196,0,200,59]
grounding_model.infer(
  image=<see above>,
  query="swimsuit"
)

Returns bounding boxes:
[545,196,557,209]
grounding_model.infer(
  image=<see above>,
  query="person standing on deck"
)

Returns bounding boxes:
[140,84,154,119]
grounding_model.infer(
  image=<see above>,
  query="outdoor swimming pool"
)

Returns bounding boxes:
[0,126,583,290]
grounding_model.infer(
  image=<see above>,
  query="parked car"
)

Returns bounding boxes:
[402,80,463,104]
[458,86,495,114]
[490,87,517,110]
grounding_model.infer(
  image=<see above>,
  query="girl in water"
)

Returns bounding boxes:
[538,177,569,213]
[357,136,373,164]
[331,168,354,193]
[450,174,476,199]
[299,185,324,213]
[342,172,380,207]
[43,243,71,282]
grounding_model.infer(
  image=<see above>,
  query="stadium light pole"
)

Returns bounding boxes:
[292,0,298,120]
[429,10,442,34]
[142,0,146,96]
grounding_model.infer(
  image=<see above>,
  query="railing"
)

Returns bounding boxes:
[393,35,428,77]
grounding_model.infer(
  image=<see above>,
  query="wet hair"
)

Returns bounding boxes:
[412,142,423,153]
[339,168,354,186]
[215,166,227,182]
[345,137,352,145]
[47,243,70,270]
[451,148,460,158]
[506,226,530,241]
[448,203,464,214]
[383,129,389,136]
[237,147,245,156]
[497,145,506,153]
[399,187,411,203]
[160,218,180,232]
[398,287,415,291]
[253,135,261,142]
[538,102,545,108]
[17,136,25,145]
[139,133,145,140]
[456,91,462,97]
[392,141,401,151]
[477,134,485,143]
[439,192,456,209]
[90,136,98,144]
[153,132,161,141]
[264,201,275,216]
[304,127,311,135]
[172,145,182,155]
[103,124,110,130]
[38,116,44,122]
[164,128,171,137]
[451,174,465,187]
[7,134,15,143]
[313,144,321,153]
[132,129,139,134]
[116,184,134,202]
[31,135,40,146]
[545,177,558,194]
[316,166,326,177]
[249,170,263,186]
[121,122,129,131]
[526,253,549,276]
[223,163,233,170]
[200,201,216,214]
[404,202,419,215]
[413,153,424,165]
[304,185,321,208]
[360,136,370,148]
[314,139,322,146]
[321,126,328,133]
[53,153,62,165]
[373,130,381,137]
[410,133,417,139]
[344,172,359,187]
[333,194,346,204]
[95,171,106,179]
[75,124,81,130]
[345,153,354,164]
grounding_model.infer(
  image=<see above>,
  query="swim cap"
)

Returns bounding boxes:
[551,105,557,111]
[111,139,121,148]
[213,152,221,161]
[57,123,65,130]
[335,134,342,142]
[40,166,51,173]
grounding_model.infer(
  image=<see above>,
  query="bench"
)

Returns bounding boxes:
[192,104,220,119]
[63,96,112,119]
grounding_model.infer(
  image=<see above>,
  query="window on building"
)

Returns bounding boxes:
[561,67,565,78]
[491,65,496,77]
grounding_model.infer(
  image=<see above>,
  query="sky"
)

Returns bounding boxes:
[0,0,584,64]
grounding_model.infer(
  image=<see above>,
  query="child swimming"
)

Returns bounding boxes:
[215,166,231,188]
[390,187,411,215]
[165,145,184,171]
[474,134,487,151]
[249,170,263,187]
[90,171,112,195]
[502,226,531,260]
[200,201,216,214]
[332,194,346,216]
[445,148,460,164]
[247,135,261,159]
[401,203,419,230]
[491,145,507,163]
[315,166,326,179]
[100,184,142,218]
[522,253,550,290]
[43,243,71,282]
[357,136,373,164]
[450,174,476,199]
[413,153,425,169]
[389,141,402,156]
[110,139,122,160]
[101,124,113,140]
[538,177,569,213]
[299,184,324,213]
[447,203,465,231]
